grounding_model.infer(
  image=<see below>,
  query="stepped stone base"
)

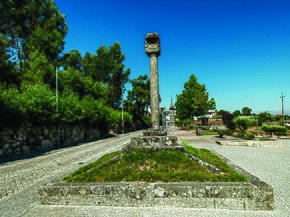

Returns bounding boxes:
[38,167,274,210]
[123,128,185,152]
[143,128,167,136]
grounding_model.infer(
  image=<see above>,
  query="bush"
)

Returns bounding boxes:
[200,131,218,135]
[234,117,257,135]
[261,124,287,136]
[222,113,236,130]
[243,133,255,139]
[0,82,124,133]
[0,83,57,129]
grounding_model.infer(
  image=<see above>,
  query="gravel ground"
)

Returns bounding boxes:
[0,127,289,217]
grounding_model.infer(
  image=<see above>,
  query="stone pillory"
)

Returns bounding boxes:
[145,32,160,130]
[123,32,184,152]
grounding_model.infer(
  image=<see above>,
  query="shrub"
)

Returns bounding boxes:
[243,133,255,139]
[0,83,57,128]
[222,113,236,130]
[201,131,218,135]
[261,124,287,136]
[234,117,257,135]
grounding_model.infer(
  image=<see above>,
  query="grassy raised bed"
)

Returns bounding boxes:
[63,144,248,183]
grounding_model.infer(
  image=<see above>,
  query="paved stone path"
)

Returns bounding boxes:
[1,127,290,216]
[0,131,142,216]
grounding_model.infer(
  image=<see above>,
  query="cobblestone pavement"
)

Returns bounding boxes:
[1,128,290,217]
[0,131,142,216]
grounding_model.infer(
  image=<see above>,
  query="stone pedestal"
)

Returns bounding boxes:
[124,128,185,152]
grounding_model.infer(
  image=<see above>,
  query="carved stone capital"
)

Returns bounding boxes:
[145,32,160,56]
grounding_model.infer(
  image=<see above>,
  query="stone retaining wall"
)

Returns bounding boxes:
[0,125,101,157]
[216,140,282,148]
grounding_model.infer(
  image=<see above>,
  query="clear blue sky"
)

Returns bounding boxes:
[54,0,290,114]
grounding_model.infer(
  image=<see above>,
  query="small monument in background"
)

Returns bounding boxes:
[167,96,176,127]
[124,33,184,152]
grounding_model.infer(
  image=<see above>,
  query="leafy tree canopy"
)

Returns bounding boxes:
[126,75,150,127]
[234,116,257,134]
[216,109,230,116]
[0,0,68,76]
[242,107,252,116]
[233,110,242,117]
[175,74,216,121]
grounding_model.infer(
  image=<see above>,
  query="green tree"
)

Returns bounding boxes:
[95,42,130,109]
[1,0,67,77]
[175,74,216,123]
[222,113,236,130]
[233,110,242,117]
[234,117,257,135]
[61,50,82,71]
[0,34,19,86]
[82,52,96,77]
[241,107,252,116]
[257,111,273,126]
[126,75,150,127]
[216,109,230,116]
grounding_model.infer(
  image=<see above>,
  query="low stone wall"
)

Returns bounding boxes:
[216,140,282,148]
[0,125,101,158]
[38,163,274,210]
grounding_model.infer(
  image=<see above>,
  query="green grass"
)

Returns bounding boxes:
[63,143,249,183]
[200,131,219,135]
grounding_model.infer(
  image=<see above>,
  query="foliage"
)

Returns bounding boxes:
[216,109,230,116]
[95,42,130,109]
[257,112,275,126]
[241,107,252,116]
[0,82,56,129]
[233,110,242,117]
[0,0,67,74]
[200,131,218,135]
[175,74,216,122]
[221,113,236,130]
[261,124,287,136]
[126,75,150,128]
[243,133,255,139]
[234,117,257,135]
[60,50,82,71]
[63,144,248,183]
[0,1,139,135]
[0,34,19,86]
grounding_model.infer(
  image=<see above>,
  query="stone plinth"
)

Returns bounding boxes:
[143,128,167,136]
[123,135,185,152]
[125,127,185,152]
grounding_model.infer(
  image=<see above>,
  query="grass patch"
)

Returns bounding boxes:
[200,131,219,135]
[63,143,248,183]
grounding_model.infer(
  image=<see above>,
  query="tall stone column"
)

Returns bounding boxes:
[145,33,161,130]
